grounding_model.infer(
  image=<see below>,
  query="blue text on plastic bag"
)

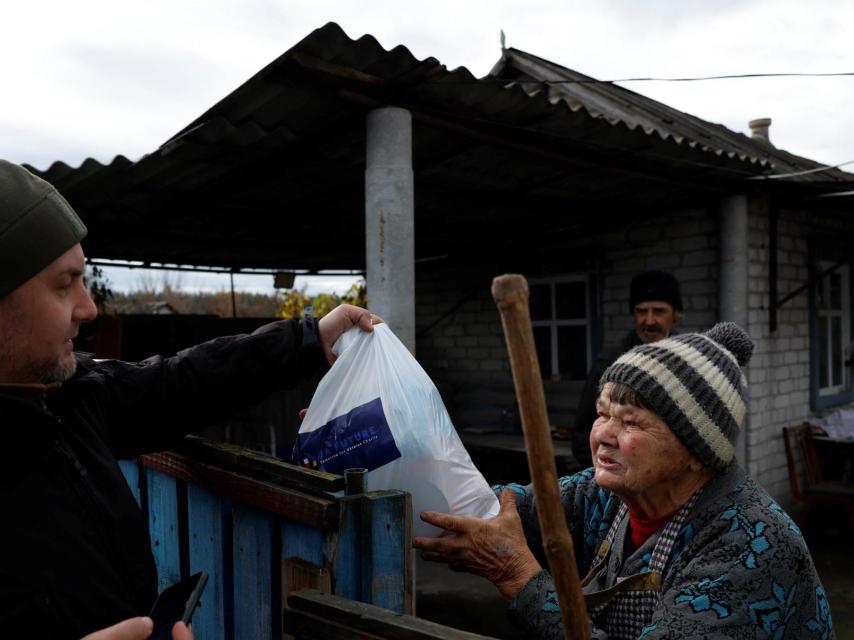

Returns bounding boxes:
[293,397,402,474]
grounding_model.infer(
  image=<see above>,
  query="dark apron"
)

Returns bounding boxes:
[581,494,699,640]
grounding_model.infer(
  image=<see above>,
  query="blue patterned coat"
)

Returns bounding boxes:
[498,464,834,639]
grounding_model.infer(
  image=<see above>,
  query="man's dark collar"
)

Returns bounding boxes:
[0,381,62,402]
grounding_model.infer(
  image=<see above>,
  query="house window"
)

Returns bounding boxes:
[810,260,852,410]
[528,275,591,381]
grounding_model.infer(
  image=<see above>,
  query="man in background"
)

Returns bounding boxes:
[570,270,683,467]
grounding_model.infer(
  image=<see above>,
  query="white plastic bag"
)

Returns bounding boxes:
[293,324,499,537]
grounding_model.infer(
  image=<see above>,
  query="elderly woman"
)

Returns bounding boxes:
[415,323,833,639]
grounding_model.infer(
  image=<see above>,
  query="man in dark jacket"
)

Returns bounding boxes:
[0,160,376,639]
[569,270,683,467]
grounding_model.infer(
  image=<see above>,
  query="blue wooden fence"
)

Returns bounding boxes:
[119,443,412,640]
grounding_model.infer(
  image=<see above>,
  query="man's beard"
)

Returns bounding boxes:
[0,300,77,384]
[638,325,668,344]
[0,345,77,384]
[33,356,78,384]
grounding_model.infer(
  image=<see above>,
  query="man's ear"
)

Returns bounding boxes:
[674,310,684,324]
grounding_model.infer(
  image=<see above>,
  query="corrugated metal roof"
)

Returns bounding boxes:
[491,47,854,183]
[25,23,853,272]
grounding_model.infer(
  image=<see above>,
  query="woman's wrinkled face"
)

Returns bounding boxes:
[590,382,696,502]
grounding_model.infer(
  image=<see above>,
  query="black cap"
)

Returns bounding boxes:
[628,270,683,314]
[0,161,87,298]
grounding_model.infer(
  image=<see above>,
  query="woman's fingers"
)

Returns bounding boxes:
[419,510,470,533]
[419,551,449,563]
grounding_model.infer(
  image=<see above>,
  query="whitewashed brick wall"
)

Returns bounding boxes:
[743,206,811,507]
[745,205,854,509]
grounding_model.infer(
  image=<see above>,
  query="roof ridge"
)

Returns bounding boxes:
[494,47,853,180]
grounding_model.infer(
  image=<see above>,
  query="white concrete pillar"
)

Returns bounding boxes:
[365,107,415,353]
[719,194,750,463]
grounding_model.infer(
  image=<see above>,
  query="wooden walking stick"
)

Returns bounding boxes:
[492,274,590,640]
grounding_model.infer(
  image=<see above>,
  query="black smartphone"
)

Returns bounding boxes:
[148,571,208,640]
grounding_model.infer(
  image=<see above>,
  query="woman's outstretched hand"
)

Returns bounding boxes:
[413,489,542,600]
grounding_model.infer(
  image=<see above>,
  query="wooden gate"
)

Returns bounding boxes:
[119,436,412,639]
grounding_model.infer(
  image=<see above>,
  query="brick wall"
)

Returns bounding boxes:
[414,262,516,431]
[415,208,722,389]
[414,263,509,385]
[596,206,719,347]
[743,204,809,506]
[744,204,854,508]
[413,204,852,508]
[414,206,722,433]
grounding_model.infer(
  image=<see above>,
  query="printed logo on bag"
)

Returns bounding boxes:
[293,397,401,474]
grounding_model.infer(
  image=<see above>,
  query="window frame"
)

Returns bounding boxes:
[809,247,853,411]
[528,274,594,381]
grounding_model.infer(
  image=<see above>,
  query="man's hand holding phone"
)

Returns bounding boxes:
[147,572,207,640]
[81,571,205,640]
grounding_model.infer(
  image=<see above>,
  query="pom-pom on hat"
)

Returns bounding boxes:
[600,322,753,470]
[0,160,87,299]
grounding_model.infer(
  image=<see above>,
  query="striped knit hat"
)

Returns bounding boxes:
[600,322,753,470]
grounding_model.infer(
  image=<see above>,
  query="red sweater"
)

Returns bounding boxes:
[628,510,677,549]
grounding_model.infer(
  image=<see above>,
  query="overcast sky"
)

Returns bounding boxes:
[3,0,853,292]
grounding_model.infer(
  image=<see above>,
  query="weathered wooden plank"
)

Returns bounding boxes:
[282,521,327,567]
[329,491,411,612]
[118,459,141,507]
[282,556,332,639]
[286,590,497,640]
[282,557,330,596]
[187,484,227,640]
[141,452,338,529]
[360,491,412,614]
[233,504,276,639]
[177,435,346,493]
[331,495,361,602]
[147,469,182,592]
[282,523,330,639]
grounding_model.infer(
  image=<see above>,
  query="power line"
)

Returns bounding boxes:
[748,160,854,180]
[436,71,854,85]
[553,71,854,83]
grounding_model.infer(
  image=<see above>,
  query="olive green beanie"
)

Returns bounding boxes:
[0,160,87,298]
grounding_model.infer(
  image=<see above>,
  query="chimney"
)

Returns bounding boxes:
[748,118,772,145]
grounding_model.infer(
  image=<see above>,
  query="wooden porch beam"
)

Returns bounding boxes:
[339,89,729,192]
